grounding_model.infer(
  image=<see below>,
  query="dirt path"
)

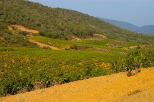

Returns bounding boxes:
[1,68,154,102]
[8,25,39,34]
[28,39,60,50]
[8,25,60,50]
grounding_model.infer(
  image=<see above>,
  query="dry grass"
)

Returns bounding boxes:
[1,68,154,102]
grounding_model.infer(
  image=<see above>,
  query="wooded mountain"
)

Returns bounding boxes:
[0,0,154,43]
[102,18,154,35]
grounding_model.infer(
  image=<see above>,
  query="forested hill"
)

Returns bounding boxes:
[1,0,154,43]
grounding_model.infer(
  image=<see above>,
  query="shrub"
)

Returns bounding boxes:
[111,48,154,74]
[126,48,153,72]
[111,57,126,73]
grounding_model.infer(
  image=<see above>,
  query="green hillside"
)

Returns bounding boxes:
[1,0,154,43]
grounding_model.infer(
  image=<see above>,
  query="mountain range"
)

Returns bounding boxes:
[102,18,154,35]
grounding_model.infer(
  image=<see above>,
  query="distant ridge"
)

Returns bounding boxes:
[101,18,154,35]
[140,25,154,35]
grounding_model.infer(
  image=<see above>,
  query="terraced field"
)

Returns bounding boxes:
[30,36,139,52]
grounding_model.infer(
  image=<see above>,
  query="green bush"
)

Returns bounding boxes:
[111,49,154,73]
[126,49,153,71]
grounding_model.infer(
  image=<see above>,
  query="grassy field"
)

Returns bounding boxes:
[0,47,126,96]
[30,36,115,48]
[30,36,135,52]
[1,35,154,96]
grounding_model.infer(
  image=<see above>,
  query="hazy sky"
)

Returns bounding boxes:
[30,0,154,26]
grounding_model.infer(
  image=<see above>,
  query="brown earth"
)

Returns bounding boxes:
[70,34,107,41]
[107,41,125,47]
[7,25,60,50]
[1,68,154,102]
[8,25,39,34]
[28,39,60,50]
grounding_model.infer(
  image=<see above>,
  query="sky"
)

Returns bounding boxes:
[30,0,154,26]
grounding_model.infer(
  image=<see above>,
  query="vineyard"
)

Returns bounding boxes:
[0,47,123,96]
[0,46,154,96]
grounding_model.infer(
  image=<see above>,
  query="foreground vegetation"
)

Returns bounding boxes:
[0,47,123,96]
[0,47,154,97]
[112,49,154,73]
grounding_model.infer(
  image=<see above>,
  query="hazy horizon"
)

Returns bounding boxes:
[30,0,154,26]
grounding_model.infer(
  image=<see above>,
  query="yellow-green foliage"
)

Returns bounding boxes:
[111,49,154,73]
[0,47,122,96]
[30,36,130,53]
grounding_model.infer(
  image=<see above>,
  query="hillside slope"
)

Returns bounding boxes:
[1,68,154,102]
[1,0,154,43]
